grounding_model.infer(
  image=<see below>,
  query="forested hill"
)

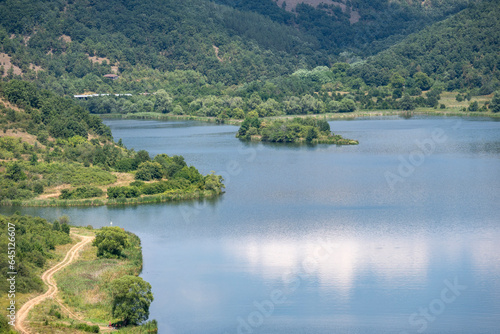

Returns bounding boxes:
[352,0,500,94]
[210,0,474,54]
[0,0,325,86]
[0,0,475,88]
[0,0,498,118]
[0,80,224,205]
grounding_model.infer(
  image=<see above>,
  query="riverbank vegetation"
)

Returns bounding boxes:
[237,116,358,145]
[0,213,157,333]
[51,226,156,332]
[0,80,224,206]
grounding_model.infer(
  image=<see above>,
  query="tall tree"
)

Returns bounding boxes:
[110,276,154,325]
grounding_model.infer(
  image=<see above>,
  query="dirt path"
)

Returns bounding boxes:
[15,234,94,334]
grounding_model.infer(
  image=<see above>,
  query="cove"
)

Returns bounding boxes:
[2,116,499,334]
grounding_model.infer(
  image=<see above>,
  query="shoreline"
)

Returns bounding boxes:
[0,188,223,207]
[97,110,500,123]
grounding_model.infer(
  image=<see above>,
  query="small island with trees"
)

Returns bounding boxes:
[237,114,359,145]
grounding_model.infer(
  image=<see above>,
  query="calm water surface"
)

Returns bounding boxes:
[3,116,500,334]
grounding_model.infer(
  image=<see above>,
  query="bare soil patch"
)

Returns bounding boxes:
[0,52,23,76]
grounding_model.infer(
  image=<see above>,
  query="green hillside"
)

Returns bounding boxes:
[0,0,498,119]
[211,0,474,54]
[0,80,224,206]
[353,0,500,94]
[0,0,475,89]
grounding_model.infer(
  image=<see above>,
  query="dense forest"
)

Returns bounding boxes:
[0,0,498,120]
[0,80,224,205]
[0,0,472,86]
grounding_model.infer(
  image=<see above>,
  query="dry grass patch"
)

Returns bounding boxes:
[0,97,23,112]
[37,184,72,199]
[1,128,46,147]
[0,52,22,76]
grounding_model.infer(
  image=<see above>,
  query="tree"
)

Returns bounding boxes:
[110,275,154,325]
[93,227,129,258]
[136,150,150,163]
[6,163,26,181]
[490,92,500,113]
[326,100,341,113]
[154,90,173,113]
[305,126,318,143]
[174,166,203,184]
[339,98,356,113]
[468,101,479,112]
[390,73,405,89]
[399,94,416,111]
[414,72,432,91]
[30,153,38,165]
[135,162,163,181]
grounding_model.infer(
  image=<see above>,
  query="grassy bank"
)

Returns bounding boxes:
[1,187,223,207]
[26,227,156,333]
[98,108,500,124]
[99,112,242,125]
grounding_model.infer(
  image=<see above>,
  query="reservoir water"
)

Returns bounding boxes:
[3,116,500,333]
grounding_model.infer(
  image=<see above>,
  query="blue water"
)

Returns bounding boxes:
[3,116,499,333]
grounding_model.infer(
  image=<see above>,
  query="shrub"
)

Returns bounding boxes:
[107,186,141,199]
[59,186,104,199]
[93,226,129,258]
[74,323,100,333]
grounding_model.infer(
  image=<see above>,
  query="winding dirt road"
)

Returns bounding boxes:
[15,234,94,334]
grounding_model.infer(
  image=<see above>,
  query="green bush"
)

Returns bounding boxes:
[93,226,129,258]
[59,186,104,199]
[135,162,163,181]
[73,323,100,333]
[107,186,141,199]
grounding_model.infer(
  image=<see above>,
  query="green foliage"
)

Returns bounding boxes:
[59,186,104,200]
[31,162,117,187]
[107,186,141,199]
[153,154,186,178]
[93,226,129,258]
[238,116,357,144]
[0,315,16,334]
[339,99,356,113]
[73,323,100,333]
[468,101,479,112]
[135,162,163,181]
[399,95,416,111]
[358,0,500,92]
[0,80,111,139]
[490,92,500,113]
[5,162,26,181]
[0,214,71,293]
[413,72,433,91]
[138,179,191,195]
[110,275,154,325]
[174,166,204,184]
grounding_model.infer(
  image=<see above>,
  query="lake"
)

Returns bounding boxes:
[4,116,500,333]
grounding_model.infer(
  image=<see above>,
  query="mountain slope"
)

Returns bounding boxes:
[0,80,224,205]
[0,0,476,88]
[0,0,324,86]
[210,0,475,54]
[351,0,500,93]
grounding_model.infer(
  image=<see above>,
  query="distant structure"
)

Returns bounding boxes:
[73,93,132,99]
[103,74,119,80]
